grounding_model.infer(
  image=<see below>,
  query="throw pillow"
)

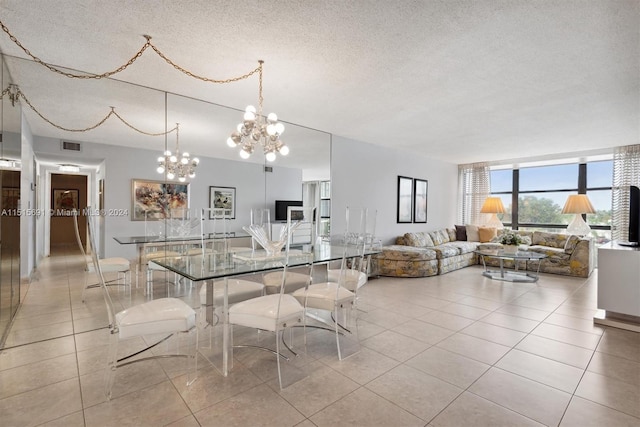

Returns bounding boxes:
[455,225,467,241]
[465,224,480,242]
[478,226,498,243]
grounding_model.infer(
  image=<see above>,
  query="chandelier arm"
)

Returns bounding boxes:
[0,19,262,84]
[5,84,176,135]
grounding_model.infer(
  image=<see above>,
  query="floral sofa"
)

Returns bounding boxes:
[370,228,594,278]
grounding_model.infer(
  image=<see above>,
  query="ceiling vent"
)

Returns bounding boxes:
[264,166,273,173]
[61,140,82,152]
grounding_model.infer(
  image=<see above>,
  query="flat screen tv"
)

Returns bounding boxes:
[619,185,640,247]
[275,200,303,221]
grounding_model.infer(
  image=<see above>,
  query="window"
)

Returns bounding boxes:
[489,160,613,244]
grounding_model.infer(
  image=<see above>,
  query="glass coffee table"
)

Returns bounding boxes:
[475,248,548,283]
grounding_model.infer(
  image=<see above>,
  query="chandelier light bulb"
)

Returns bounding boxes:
[225,61,290,161]
[155,123,198,181]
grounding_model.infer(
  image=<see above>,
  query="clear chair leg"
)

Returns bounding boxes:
[104,330,119,400]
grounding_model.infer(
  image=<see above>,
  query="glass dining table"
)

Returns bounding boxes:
[145,243,379,377]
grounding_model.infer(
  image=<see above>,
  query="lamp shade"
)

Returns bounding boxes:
[480,197,505,214]
[561,195,595,214]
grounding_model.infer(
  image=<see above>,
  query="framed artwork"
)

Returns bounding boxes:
[209,186,236,219]
[52,189,79,214]
[131,179,189,221]
[1,187,20,213]
[397,176,413,223]
[413,178,428,223]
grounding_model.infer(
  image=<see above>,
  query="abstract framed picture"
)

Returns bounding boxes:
[397,176,413,223]
[52,189,79,214]
[413,178,428,223]
[209,186,236,219]
[131,179,189,221]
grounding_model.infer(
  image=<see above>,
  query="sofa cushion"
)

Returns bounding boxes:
[455,225,467,241]
[532,231,569,249]
[433,243,461,259]
[529,245,570,260]
[404,232,434,247]
[446,228,457,242]
[447,241,480,254]
[478,226,498,243]
[429,230,449,245]
[466,224,480,242]
[564,235,581,254]
[375,245,438,261]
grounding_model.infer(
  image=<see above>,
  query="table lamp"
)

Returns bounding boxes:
[480,197,505,229]
[561,194,595,236]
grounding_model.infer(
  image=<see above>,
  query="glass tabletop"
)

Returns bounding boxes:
[151,243,379,281]
[113,232,249,245]
[474,248,548,261]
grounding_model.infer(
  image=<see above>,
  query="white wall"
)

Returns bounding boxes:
[33,137,302,259]
[331,136,458,245]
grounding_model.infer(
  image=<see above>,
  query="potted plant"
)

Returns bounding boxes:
[500,231,523,254]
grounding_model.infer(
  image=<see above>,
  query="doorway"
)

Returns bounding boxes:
[50,173,87,253]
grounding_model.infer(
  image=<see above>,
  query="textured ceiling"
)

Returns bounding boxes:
[0,0,638,170]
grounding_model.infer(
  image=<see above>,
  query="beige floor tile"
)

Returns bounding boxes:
[560,396,640,427]
[194,383,305,427]
[8,310,72,332]
[554,305,603,320]
[40,411,86,427]
[0,335,76,371]
[385,301,434,318]
[84,380,191,427]
[480,312,540,333]
[469,367,572,426]
[4,321,75,347]
[274,361,360,417]
[320,347,400,385]
[596,327,640,362]
[587,351,640,387]
[310,386,424,427]
[431,391,544,427]
[366,364,463,422]
[165,414,201,427]
[419,311,476,331]
[79,360,169,408]
[391,318,455,344]
[575,371,640,418]
[0,353,78,399]
[496,303,551,321]
[356,318,387,340]
[361,330,432,362]
[0,377,82,427]
[496,349,584,393]
[460,321,527,347]
[436,333,511,365]
[438,302,492,320]
[455,296,504,311]
[358,307,412,329]
[544,312,605,335]
[516,334,594,369]
[406,346,490,388]
[532,323,602,350]
[172,362,264,413]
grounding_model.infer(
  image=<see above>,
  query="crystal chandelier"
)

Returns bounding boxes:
[226,60,289,162]
[157,123,199,182]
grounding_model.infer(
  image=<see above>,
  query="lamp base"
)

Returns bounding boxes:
[485,214,504,229]
[566,214,591,236]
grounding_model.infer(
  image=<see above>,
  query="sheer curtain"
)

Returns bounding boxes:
[302,181,321,237]
[611,144,640,241]
[458,162,490,225]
